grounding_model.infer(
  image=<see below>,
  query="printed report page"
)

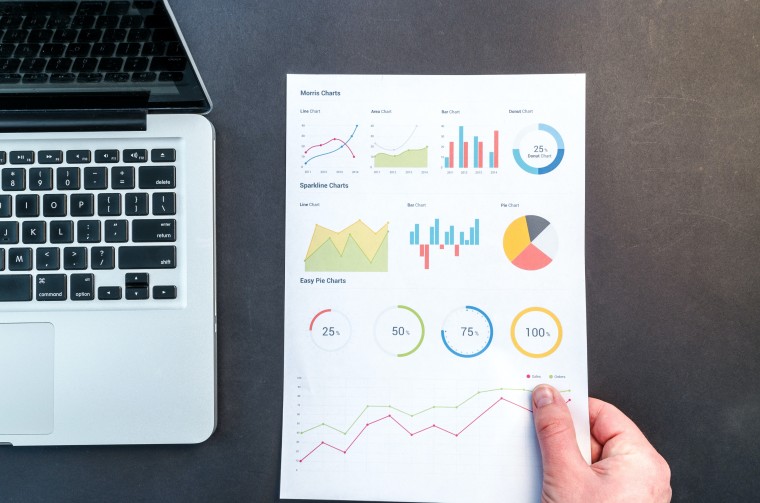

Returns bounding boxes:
[281,74,588,503]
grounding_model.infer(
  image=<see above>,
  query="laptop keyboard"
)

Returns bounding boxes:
[0,1,187,85]
[0,140,181,303]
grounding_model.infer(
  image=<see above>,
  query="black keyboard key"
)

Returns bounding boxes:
[0,221,19,244]
[152,192,176,216]
[38,150,63,164]
[9,151,33,164]
[0,194,10,217]
[103,219,128,242]
[95,15,120,29]
[78,28,102,43]
[107,1,131,15]
[0,44,14,57]
[111,165,135,189]
[71,273,94,300]
[52,29,78,43]
[44,61,71,74]
[98,193,121,216]
[115,42,139,56]
[2,167,25,190]
[94,149,119,163]
[40,43,66,57]
[78,2,106,15]
[29,167,54,190]
[131,71,156,82]
[150,149,175,162]
[8,247,32,270]
[0,73,21,84]
[66,150,91,164]
[120,15,142,29]
[23,73,49,85]
[71,15,95,29]
[141,42,165,56]
[127,28,151,42]
[150,56,186,72]
[126,286,149,300]
[123,56,147,72]
[124,149,147,162]
[0,249,4,270]
[36,248,60,270]
[50,72,75,83]
[125,272,149,287]
[104,72,129,82]
[77,220,100,243]
[125,192,149,216]
[83,166,108,189]
[63,246,87,270]
[92,42,116,57]
[132,219,175,242]
[77,72,103,83]
[49,220,74,243]
[118,245,176,269]
[97,57,122,72]
[22,221,45,244]
[0,16,22,30]
[66,43,92,57]
[14,43,40,57]
[20,58,46,73]
[3,29,27,44]
[91,246,115,270]
[72,57,97,72]
[27,29,53,43]
[139,166,174,189]
[56,166,81,190]
[103,28,127,42]
[0,274,32,301]
[70,193,95,216]
[16,194,39,217]
[36,274,66,301]
[0,151,4,164]
[43,194,66,217]
[22,15,47,30]
[98,286,122,300]
[152,285,176,299]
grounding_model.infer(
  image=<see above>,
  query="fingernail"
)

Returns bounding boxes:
[533,385,554,408]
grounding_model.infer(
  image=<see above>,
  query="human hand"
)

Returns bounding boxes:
[532,384,671,503]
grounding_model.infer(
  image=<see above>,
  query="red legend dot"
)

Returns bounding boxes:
[526,374,531,378]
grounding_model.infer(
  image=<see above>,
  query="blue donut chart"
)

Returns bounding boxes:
[512,123,565,175]
[440,305,494,358]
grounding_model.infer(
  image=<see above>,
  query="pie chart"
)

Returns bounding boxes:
[502,215,558,270]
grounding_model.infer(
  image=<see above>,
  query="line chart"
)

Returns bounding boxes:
[298,387,569,436]
[297,395,572,462]
[372,125,418,152]
[303,124,359,165]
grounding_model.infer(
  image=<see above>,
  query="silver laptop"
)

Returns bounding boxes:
[0,0,216,445]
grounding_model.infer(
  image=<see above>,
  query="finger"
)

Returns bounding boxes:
[588,397,653,458]
[532,384,588,476]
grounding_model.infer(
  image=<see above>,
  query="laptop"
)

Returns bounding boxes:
[0,0,216,445]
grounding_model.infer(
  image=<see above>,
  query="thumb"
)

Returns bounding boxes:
[532,384,587,477]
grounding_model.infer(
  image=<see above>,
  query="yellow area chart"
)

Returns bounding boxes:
[305,220,389,272]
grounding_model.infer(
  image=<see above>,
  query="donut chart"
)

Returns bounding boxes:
[512,123,565,175]
[503,215,558,270]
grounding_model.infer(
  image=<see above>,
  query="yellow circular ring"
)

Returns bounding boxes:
[510,307,563,358]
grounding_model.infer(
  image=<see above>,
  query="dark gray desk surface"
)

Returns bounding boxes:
[2,1,759,502]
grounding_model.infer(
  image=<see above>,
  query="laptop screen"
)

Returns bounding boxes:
[0,0,211,113]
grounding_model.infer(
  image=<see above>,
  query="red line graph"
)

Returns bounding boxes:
[304,137,356,158]
[297,397,571,463]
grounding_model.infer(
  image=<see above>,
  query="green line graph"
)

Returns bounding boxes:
[297,386,571,436]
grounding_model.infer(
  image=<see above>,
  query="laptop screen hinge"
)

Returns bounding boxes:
[0,109,147,133]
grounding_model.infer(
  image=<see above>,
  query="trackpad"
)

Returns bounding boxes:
[0,323,54,434]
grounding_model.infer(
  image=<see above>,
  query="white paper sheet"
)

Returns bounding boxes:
[281,74,589,503]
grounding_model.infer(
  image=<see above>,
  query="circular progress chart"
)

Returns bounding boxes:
[503,215,558,270]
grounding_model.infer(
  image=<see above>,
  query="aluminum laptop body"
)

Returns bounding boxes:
[0,0,216,445]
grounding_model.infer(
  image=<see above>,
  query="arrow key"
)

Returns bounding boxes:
[152,285,176,299]
[98,286,122,300]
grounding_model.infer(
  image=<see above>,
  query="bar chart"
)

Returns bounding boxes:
[409,218,480,269]
[443,126,500,169]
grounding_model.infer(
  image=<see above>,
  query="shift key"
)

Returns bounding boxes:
[118,246,176,269]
